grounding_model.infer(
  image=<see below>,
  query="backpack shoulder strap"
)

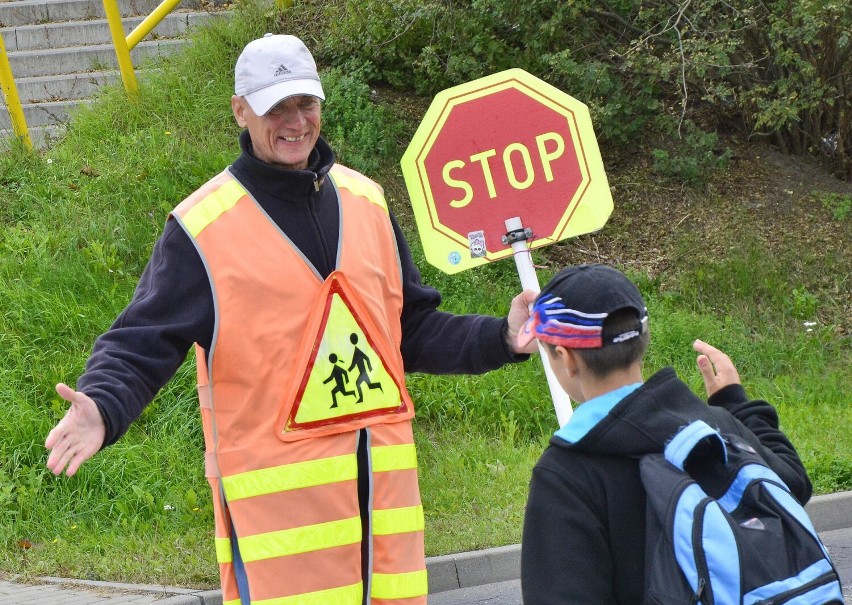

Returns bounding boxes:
[664,420,727,469]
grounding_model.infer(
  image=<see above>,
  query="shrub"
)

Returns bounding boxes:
[651,121,732,187]
[290,0,851,182]
[319,66,403,176]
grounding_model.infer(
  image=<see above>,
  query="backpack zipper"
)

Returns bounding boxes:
[752,571,841,605]
[692,498,713,604]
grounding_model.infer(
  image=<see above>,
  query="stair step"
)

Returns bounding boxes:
[4,38,185,78]
[0,98,90,129]
[1,10,223,51]
[10,71,120,103]
[0,0,210,27]
[0,0,231,148]
[1,123,67,149]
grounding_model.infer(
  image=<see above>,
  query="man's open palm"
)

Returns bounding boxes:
[45,383,105,476]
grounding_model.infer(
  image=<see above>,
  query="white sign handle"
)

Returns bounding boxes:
[504,217,573,427]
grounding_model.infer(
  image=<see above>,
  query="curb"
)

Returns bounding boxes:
[805,490,852,533]
[427,543,521,594]
[425,489,852,593]
[32,490,852,604]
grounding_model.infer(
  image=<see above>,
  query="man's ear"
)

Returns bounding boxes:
[231,95,247,128]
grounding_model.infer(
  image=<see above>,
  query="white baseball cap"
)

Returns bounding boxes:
[234,33,325,116]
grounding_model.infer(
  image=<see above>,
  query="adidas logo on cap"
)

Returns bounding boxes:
[273,64,291,78]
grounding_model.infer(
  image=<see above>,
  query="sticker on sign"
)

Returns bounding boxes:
[401,68,614,274]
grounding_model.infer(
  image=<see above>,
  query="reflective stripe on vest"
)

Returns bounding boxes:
[171,166,426,604]
[373,505,425,536]
[181,178,246,237]
[238,516,362,562]
[214,519,363,564]
[373,570,429,601]
[372,443,417,473]
[327,164,387,210]
[222,454,358,501]
[222,581,363,605]
[221,573,427,605]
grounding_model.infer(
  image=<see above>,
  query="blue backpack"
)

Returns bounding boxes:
[641,420,843,604]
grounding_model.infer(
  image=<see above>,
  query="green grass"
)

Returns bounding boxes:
[1,0,850,587]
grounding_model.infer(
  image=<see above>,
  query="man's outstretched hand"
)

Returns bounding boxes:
[45,383,106,477]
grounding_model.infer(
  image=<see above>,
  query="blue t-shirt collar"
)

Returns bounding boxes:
[555,382,643,443]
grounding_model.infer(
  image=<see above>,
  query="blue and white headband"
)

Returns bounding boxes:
[517,294,648,349]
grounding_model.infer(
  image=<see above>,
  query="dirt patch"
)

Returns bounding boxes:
[380,88,850,332]
[517,136,851,332]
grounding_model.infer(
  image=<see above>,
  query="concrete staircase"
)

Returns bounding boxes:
[0,0,228,148]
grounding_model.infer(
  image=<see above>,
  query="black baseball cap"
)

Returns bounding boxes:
[517,264,649,349]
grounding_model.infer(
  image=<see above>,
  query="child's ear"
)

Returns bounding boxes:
[552,345,579,376]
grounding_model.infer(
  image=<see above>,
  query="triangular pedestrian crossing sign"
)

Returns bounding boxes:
[277,272,412,440]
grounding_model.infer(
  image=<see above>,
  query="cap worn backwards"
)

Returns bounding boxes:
[234,33,325,116]
[517,264,649,350]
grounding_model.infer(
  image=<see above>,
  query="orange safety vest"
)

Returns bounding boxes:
[171,165,427,605]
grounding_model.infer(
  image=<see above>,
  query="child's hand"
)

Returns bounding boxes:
[693,339,741,398]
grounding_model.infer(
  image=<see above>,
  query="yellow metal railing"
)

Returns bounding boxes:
[2,0,294,147]
[0,32,33,150]
[103,0,186,97]
[106,0,294,97]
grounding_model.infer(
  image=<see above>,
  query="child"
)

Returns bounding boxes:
[518,263,812,604]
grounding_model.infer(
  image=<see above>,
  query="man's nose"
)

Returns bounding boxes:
[280,108,306,125]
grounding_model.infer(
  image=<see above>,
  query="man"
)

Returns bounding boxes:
[45,34,536,605]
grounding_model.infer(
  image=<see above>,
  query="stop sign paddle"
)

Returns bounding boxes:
[401,68,613,275]
[401,69,614,425]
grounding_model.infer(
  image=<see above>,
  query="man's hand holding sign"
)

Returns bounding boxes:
[401,68,614,425]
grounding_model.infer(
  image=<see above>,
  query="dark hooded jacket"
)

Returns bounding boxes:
[520,367,812,605]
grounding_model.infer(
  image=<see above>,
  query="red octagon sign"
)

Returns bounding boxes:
[401,69,613,274]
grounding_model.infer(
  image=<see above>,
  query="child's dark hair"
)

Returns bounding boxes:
[544,308,649,378]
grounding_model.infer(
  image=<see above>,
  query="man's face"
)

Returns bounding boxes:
[231,95,322,170]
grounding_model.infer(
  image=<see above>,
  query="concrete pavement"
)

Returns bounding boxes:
[1,490,850,604]
[431,523,852,605]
